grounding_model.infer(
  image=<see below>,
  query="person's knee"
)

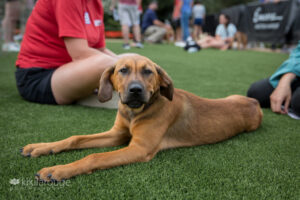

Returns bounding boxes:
[247,81,267,107]
[247,81,261,99]
[291,89,300,114]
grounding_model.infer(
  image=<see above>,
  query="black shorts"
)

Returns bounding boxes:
[15,67,57,104]
[172,19,181,29]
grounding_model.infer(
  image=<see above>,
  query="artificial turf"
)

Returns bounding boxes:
[0,42,299,200]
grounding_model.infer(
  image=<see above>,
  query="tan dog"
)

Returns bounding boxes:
[234,31,248,50]
[21,55,262,182]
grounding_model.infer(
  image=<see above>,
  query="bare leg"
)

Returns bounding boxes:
[202,39,226,49]
[192,25,199,41]
[51,54,117,104]
[197,36,214,47]
[175,27,182,41]
[198,26,203,40]
[132,24,141,42]
[2,1,20,43]
[122,25,130,44]
[51,53,138,104]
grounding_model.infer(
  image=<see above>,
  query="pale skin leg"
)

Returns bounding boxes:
[175,27,182,41]
[51,54,116,105]
[197,36,213,46]
[197,37,226,49]
[193,25,201,41]
[122,25,130,44]
[132,24,141,42]
[2,1,21,43]
[51,53,137,105]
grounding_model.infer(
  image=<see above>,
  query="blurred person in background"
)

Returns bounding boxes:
[141,1,171,43]
[2,0,21,52]
[110,0,143,50]
[15,0,134,105]
[180,0,193,42]
[197,14,236,50]
[172,0,184,47]
[192,0,205,41]
[247,42,300,118]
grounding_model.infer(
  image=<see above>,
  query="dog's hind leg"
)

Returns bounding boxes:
[21,127,130,157]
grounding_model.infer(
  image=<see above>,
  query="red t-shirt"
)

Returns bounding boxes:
[16,0,105,69]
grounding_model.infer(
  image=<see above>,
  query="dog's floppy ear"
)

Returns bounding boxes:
[155,65,174,101]
[98,66,115,102]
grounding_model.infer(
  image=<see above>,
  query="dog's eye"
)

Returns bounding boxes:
[119,68,128,74]
[142,69,153,75]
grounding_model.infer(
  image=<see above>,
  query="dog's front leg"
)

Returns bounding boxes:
[21,126,130,157]
[36,124,167,182]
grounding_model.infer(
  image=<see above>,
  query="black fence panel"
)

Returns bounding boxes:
[221,0,300,44]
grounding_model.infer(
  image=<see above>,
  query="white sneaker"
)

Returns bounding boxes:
[2,42,20,52]
[135,42,144,48]
[122,44,131,50]
[174,41,186,48]
[77,91,119,109]
[13,34,23,42]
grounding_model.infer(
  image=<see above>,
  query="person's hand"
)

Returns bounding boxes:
[270,82,292,114]
[270,73,296,114]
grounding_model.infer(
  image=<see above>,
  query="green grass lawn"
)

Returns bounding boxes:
[0,42,299,199]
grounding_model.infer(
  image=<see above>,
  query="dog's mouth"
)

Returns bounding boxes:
[120,95,148,109]
[126,100,144,109]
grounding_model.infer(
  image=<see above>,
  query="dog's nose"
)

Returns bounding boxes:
[129,83,143,94]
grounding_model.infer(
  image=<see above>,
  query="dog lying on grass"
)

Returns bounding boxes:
[21,55,263,182]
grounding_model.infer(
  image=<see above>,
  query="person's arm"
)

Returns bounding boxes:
[64,38,115,61]
[153,19,167,28]
[98,48,118,58]
[270,73,296,114]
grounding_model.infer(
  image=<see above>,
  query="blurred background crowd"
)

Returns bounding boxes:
[1,0,300,53]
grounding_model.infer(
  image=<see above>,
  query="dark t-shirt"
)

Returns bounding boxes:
[141,9,157,33]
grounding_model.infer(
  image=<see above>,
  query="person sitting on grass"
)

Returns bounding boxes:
[197,14,236,50]
[247,41,300,119]
[15,0,133,105]
[141,1,172,43]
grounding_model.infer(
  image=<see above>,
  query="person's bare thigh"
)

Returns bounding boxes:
[51,53,137,105]
[51,54,116,104]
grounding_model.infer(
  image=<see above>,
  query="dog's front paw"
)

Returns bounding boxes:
[35,164,75,182]
[20,143,56,157]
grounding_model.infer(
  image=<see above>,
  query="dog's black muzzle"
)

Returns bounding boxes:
[124,82,147,108]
